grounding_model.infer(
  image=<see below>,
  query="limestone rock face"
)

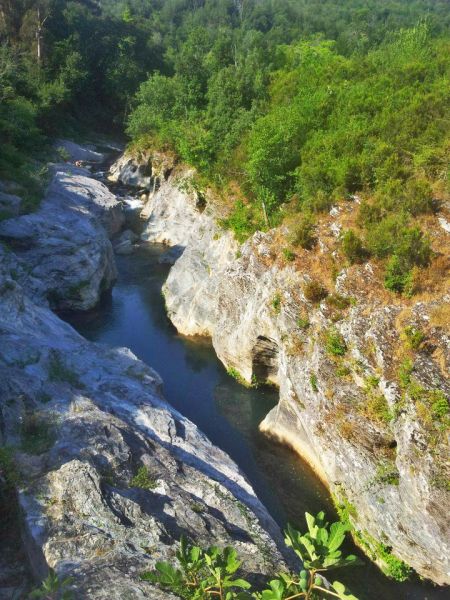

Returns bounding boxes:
[0,238,290,598]
[127,155,450,585]
[55,139,105,163]
[109,150,175,192]
[0,164,124,311]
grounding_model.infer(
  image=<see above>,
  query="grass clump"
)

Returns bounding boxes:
[365,394,393,425]
[303,280,328,304]
[130,466,158,490]
[296,314,310,330]
[310,373,318,392]
[324,328,347,357]
[282,247,295,262]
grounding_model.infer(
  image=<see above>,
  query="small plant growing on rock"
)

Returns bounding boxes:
[271,293,282,314]
[296,314,310,330]
[142,512,361,599]
[324,329,347,357]
[141,536,251,599]
[310,373,319,392]
[130,466,158,490]
[29,568,74,599]
[48,354,82,388]
[227,367,246,385]
[402,326,425,351]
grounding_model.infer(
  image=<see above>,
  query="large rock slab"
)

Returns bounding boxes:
[55,140,105,163]
[0,164,124,311]
[0,248,290,598]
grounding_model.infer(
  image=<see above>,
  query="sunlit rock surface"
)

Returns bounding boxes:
[0,163,123,310]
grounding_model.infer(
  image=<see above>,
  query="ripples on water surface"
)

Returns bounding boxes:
[65,244,446,600]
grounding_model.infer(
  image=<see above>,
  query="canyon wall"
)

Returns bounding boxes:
[113,150,450,585]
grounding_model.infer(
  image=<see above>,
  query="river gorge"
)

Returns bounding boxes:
[0,141,448,599]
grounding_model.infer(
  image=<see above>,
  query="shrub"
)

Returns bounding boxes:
[143,512,361,600]
[395,227,432,269]
[357,201,384,228]
[304,280,328,303]
[341,230,368,264]
[288,212,316,249]
[384,255,413,294]
[402,326,425,350]
[325,329,347,356]
[403,178,434,216]
[326,293,352,310]
[366,215,405,259]
[221,200,262,243]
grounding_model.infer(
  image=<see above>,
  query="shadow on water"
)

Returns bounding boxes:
[65,244,446,600]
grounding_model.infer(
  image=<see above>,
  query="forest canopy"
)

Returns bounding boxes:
[1,1,449,290]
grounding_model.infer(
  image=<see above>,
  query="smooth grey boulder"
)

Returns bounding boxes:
[0,164,124,311]
[0,253,292,598]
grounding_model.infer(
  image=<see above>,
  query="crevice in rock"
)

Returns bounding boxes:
[251,336,279,385]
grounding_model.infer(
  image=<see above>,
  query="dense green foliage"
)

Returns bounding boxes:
[1,0,449,290]
[124,2,448,293]
[143,511,361,599]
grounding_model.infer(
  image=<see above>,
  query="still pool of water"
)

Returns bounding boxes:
[65,243,446,600]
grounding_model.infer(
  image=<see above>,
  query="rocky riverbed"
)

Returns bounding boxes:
[110,149,450,586]
[0,144,291,598]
